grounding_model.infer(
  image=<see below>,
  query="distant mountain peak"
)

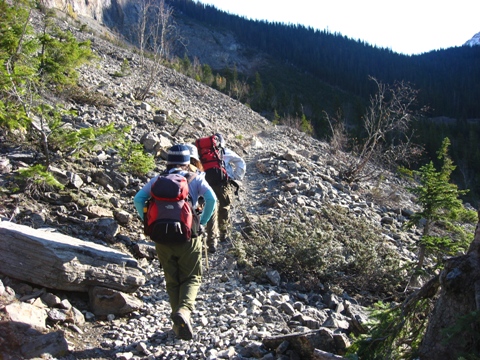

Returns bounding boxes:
[464,32,480,47]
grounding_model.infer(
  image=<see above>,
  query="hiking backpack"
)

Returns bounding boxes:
[195,135,228,186]
[143,171,200,244]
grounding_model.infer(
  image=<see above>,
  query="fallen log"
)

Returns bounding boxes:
[0,220,145,293]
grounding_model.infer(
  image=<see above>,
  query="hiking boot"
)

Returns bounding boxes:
[208,243,217,253]
[219,232,230,243]
[172,308,193,340]
[206,239,218,253]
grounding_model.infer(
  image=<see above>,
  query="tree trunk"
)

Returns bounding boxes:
[417,221,430,271]
[0,221,145,293]
[418,211,480,359]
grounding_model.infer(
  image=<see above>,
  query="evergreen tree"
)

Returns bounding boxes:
[38,12,93,86]
[407,137,470,272]
[0,0,92,132]
[0,0,38,130]
[201,63,213,85]
[251,71,263,109]
[0,1,149,179]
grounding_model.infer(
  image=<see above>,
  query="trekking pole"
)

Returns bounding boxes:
[172,115,189,137]
[203,234,209,271]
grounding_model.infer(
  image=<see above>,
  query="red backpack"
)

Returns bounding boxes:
[195,135,228,186]
[143,171,200,244]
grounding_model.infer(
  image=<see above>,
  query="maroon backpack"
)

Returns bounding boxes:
[195,135,228,186]
[143,171,200,244]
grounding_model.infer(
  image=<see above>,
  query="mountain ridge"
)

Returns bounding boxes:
[464,32,480,47]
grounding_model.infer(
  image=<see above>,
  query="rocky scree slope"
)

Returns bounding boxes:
[0,8,429,360]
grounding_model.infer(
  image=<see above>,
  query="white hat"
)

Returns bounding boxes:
[183,143,199,161]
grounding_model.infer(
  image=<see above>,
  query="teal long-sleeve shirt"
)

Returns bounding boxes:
[133,169,217,226]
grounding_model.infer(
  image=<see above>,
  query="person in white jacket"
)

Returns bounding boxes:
[223,146,246,181]
[205,133,245,253]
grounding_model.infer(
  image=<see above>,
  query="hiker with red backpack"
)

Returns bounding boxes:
[195,133,245,253]
[133,144,217,340]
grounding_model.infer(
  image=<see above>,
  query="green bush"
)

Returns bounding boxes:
[113,58,131,77]
[38,25,93,86]
[49,122,127,156]
[17,164,64,195]
[116,139,155,176]
[79,24,89,33]
[233,204,405,295]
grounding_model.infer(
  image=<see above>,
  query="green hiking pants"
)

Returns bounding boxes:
[155,236,203,317]
[206,182,233,246]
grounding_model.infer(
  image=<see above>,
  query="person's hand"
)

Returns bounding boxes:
[198,224,205,236]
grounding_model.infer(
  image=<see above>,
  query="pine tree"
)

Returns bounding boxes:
[0,0,38,131]
[407,137,469,272]
[38,13,93,86]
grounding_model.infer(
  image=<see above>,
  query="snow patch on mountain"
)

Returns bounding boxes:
[464,32,480,47]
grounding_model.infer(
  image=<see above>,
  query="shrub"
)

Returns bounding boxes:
[38,24,93,86]
[116,139,155,176]
[49,123,126,156]
[113,58,131,77]
[233,204,405,296]
[79,24,89,33]
[17,164,64,197]
[63,85,115,107]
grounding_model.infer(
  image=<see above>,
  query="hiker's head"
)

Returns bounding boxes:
[183,143,204,171]
[215,133,225,147]
[183,143,199,162]
[167,144,190,166]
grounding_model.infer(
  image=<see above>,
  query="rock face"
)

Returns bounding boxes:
[42,0,265,74]
[42,0,128,26]
[42,0,144,50]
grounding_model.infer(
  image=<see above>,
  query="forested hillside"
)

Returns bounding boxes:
[165,0,480,201]
[170,0,480,118]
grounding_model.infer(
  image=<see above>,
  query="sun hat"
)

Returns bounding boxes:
[183,143,199,161]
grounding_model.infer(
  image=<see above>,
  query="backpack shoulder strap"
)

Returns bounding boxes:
[168,169,197,183]
[183,171,197,184]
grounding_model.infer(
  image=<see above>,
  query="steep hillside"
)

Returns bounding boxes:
[0,4,477,360]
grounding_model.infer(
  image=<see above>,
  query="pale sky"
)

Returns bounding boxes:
[194,0,480,55]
